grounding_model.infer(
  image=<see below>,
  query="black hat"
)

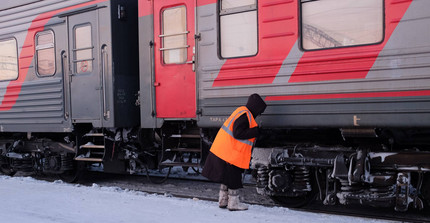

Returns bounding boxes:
[246,93,267,118]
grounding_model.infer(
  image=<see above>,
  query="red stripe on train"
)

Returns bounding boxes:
[0,0,107,111]
[138,0,152,17]
[196,0,217,7]
[265,90,430,101]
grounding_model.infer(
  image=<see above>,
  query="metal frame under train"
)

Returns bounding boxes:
[0,0,429,213]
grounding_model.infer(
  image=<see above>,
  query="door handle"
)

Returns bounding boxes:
[101,45,110,120]
[61,51,70,120]
[186,55,196,72]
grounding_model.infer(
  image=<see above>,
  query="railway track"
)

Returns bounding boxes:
[22,170,430,223]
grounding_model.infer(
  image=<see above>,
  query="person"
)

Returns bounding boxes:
[202,93,267,211]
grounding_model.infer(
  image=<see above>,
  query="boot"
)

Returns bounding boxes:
[227,189,248,211]
[218,184,228,208]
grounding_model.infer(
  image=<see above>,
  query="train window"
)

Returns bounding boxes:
[35,31,55,76]
[74,24,93,74]
[220,0,258,58]
[161,6,187,64]
[301,0,383,50]
[0,38,18,81]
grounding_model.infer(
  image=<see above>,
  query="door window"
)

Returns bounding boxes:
[74,24,93,73]
[161,6,188,64]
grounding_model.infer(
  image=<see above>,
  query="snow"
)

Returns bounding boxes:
[0,175,394,223]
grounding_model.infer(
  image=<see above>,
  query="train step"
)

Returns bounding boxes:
[170,134,200,139]
[165,148,201,153]
[74,157,103,162]
[159,127,202,169]
[77,132,106,161]
[80,145,105,149]
[83,133,104,137]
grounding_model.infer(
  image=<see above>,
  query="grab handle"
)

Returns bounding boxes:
[101,45,110,120]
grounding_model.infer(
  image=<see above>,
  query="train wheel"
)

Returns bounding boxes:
[269,168,318,208]
[58,161,85,183]
[0,157,16,176]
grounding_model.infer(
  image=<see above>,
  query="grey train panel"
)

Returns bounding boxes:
[195,3,226,128]
[139,12,159,128]
[199,95,430,128]
[0,78,69,132]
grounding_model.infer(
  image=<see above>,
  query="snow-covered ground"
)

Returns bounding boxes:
[0,175,395,223]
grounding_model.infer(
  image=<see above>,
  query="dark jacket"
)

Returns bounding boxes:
[202,94,267,189]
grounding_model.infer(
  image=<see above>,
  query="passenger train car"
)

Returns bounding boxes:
[0,0,429,212]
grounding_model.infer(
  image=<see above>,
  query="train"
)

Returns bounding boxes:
[0,0,429,212]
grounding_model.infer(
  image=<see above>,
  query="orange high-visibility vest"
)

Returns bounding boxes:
[210,106,258,169]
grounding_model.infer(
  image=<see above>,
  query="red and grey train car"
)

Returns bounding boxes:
[0,0,140,174]
[0,0,429,212]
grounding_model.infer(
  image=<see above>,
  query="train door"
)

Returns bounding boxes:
[68,10,102,123]
[153,0,196,118]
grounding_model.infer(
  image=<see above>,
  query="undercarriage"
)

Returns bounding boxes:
[1,126,429,212]
[252,129,430,212]
[0,134,74,172]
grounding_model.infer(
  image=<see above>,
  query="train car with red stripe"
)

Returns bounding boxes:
[0,0,429,212]
[0,0,140,178]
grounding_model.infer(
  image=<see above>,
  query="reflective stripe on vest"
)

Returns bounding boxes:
[209,106,258,169]
[221,122,254,146]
